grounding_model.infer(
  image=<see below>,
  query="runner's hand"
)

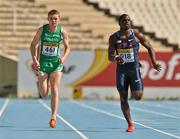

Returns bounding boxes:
[32,62,39,71]
[59,57,65,64]
[114,55,124,64]
[153,63,161,72]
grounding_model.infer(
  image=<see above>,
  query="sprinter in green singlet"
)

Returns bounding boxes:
[30,9,70,128]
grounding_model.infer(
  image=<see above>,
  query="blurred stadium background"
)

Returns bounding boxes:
[0,0,179,99]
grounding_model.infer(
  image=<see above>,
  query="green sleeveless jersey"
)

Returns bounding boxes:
[40,24,62,62]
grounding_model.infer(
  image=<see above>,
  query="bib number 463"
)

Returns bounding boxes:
[42,46,58,56]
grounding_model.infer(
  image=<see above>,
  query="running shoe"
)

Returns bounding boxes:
[126,124,135,132]
[49,118,56,128]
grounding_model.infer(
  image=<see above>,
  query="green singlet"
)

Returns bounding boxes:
[39,24,63,74]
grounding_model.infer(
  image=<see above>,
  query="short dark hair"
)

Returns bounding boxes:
[48,9,60,17]
[118,14,129,24]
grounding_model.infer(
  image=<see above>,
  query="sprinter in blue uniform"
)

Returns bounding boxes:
[108,14,161,132]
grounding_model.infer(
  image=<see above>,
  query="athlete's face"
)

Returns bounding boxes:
[119,16,131,30]
[48,14,60,27]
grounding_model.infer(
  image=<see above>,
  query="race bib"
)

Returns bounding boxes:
[118,48,135,63]
[42,45,58,56]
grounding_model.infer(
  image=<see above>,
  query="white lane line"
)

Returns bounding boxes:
[0,99,10,118]
[71,101,180,139]
[132,107,179,119]
[104,101,180,119]
[138,101,179,111]
[38,99,88,139]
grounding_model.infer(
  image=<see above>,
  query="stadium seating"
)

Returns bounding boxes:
[0,0,175,60]
[87,0,180,50]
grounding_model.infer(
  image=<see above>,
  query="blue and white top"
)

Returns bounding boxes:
[112,29,140,68]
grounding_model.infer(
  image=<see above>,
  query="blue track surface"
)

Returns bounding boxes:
[0,98,180,139]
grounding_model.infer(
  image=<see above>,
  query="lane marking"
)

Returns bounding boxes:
[71,101,180,139]
[104,101,180,119]
[132,107,179,119]
[0,99,10,118]
[162,102,180,107]
[138,101,180,111]
[38,99,88,139]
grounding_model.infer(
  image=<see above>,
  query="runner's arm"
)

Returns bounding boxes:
[135,31,161,71]
[60,27,70,64]
[108,35,117,62]
[30,27,43,64]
